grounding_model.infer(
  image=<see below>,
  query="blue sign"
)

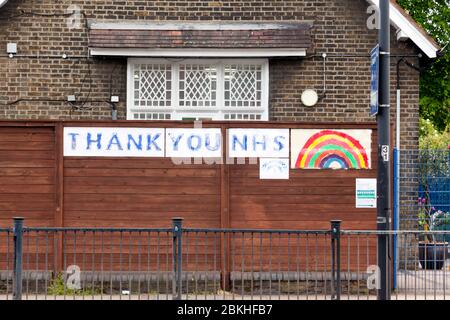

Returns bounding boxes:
[370,44,379,116]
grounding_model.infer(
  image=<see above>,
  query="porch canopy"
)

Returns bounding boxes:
[88,21,313,58]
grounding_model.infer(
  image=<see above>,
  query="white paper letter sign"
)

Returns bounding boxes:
[64,127,165,157]
[165,128,222,158]
[228,129,289,158]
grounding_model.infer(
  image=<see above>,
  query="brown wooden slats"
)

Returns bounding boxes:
[0,127,56,231]
[63,157,221,228]
[0,122,381,273]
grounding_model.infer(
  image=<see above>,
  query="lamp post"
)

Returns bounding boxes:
[377,0,391,300]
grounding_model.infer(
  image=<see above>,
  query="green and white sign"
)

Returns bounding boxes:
[356,178,377,208]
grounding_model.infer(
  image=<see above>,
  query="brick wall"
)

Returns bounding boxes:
[0,0,421,148]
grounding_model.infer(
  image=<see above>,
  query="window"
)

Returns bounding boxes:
[127,59,269,121]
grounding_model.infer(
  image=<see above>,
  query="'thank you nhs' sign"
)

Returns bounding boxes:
[64,127,289,158]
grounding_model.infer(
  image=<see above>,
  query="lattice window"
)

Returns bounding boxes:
[224,64,262,108]
[133,64,171,108]
[132,112,172,120]
[128,59,268,121]
[179,64,217,107]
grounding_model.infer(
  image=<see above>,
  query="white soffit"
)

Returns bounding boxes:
[89,48,307,58]
[368,0,440,58]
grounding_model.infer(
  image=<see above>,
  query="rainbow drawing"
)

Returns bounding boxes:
[291,129,371,169]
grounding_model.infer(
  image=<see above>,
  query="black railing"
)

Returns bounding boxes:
[1,218,450,300]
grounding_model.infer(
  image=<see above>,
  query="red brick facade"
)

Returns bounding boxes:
[0,0,423,148]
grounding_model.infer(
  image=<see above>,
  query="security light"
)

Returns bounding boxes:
[301,89,319,107]
[6,43,17,54]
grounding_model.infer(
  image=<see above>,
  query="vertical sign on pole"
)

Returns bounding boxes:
[370,44,380,117]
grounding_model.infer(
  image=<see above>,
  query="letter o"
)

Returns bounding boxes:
[187,135,202,151]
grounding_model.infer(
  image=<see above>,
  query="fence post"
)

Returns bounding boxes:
[13,217,24,301]
[331,220,341,300]
[172,218,183,300]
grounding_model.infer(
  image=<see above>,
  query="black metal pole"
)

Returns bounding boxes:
[13,217,24,300]
[377,0,391,300]
[331,220,341,300]
[172,217,183,300]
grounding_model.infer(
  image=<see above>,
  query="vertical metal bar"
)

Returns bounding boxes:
[109,232,113,301]
[347,235,350,300]
[147,232,151,300]
[63,231,67,300]
[296,234,300,300]
[250,232,254,300]
[278,233,282,300]
[119,231,123,300]
[259,232,263,300]
[26,228,30,299]
[45,231,49,300]
[204,232,208,300]
[73,231,77,300]
[195,232,198,300]
[305,234,309,300]
[241,232,244,300]
[393,148,399,290]
[13,217,24,301]
[287,233,291,300]
[323,233,327,298]
[35,231,39,299]
[137,231,141,300]
[331,220,341,300]
[99,232,104,299]
[213,232,217,300]
[331,230,336,299]
[172,218,183,300]
[232,232,236,300]
[82,231,86,300]
[128,232,132,300]
[92,231,95,300]
[268,233,272,299]
[314,234,318,300]
[357,235,360,299]
[185,231,189,300]
[6,230,10,300]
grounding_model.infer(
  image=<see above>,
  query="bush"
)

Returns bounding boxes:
[419,118,450,150]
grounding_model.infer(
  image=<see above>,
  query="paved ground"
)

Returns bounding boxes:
[0,292,448,300]
[2,270,450,300]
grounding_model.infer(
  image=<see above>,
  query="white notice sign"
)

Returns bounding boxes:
[356,178,377,208]
[259,158,289,180]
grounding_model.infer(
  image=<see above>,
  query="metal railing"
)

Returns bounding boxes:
[397,149,450,230]
[2,218,450,300]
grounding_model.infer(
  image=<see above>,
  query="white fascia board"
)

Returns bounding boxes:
[90,48,307,58]
[89,21,311,31]
[0,0,8,9]
[368,0,439,58]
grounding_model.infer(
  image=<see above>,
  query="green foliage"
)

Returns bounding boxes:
[47,274,102,296]
[419,118,450,149]
[397,0,450,132]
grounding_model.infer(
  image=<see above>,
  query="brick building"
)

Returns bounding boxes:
[0,0,440,149]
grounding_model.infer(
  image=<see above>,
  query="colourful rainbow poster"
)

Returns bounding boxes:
[291,129,372,169]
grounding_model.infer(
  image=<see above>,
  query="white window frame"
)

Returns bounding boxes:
[127,58,269,121]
